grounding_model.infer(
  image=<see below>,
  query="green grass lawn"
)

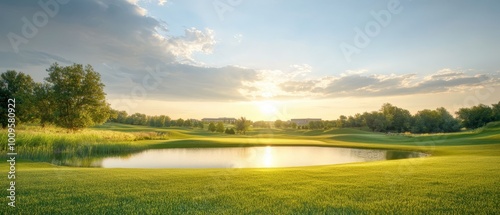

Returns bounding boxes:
[1,122,499,214]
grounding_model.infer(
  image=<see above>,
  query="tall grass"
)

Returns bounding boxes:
[0,125,168,162]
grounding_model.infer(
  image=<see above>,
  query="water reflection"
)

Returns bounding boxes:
[88,146,426,169]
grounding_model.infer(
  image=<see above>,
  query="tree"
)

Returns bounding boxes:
[337,115,347,128]
[491,101,500,121]
[216,122,225,133]
[157,115,167,127]
[362,111,386,132]
[346,116,355,127]
[323,120,335,129]
[169,120,176,127]
[0,70,37,127]
[148,116,156,127]
[411,107,462,133]
[411,109,439,133]
[45,63,111,130]
[308,120,323,130]
[176,118,184,127]
[456,104,494,129]
[128,113,147,125]
[225,127,235,134]
[33,82,55,127]
[436,107,461,132]
[353,113,364,127]
[183,119,192,127]
[380,103,411,132]
[274,120,283,128]
[208,122,216,132]
[164,116,172,127]
[235,117,251,134]
[108,109,119,122]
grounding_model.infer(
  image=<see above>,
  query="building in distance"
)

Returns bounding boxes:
[290,118,322,126]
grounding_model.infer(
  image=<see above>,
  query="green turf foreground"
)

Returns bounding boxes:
[1,123,499,214]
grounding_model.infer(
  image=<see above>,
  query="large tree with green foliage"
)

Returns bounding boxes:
[456,104,494,129]
[411,108,460,133]
[362,111,386,132]
[0,70,37,127]
[33,83,56,127]
[45,63,111,130]
[380,103,412,132]
[436,107,461,132]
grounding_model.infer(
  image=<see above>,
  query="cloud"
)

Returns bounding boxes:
[425,68,465,80]
[241,67,500,99]
[164,28,216,64]
[157,0,167,6]
[239,64,316,99]
[0,0,232,101]
[0,0,215,68]
[128,0,167,7]
[105,63,258,102]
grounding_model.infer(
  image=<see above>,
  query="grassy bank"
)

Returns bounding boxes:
[0,122,499,214]
[0,124,173,161]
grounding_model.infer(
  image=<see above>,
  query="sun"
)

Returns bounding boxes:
[257,101,278,116]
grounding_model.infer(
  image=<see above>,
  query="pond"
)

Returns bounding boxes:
[55,146,427,168]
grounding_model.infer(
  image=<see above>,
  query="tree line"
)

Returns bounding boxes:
[259,102,499,133]
[108,111,204,129]
[109,110,252,134]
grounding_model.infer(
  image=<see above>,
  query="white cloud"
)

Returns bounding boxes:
[157,0,167,6]
[340,69,368,77]
[131,0,167,6]
[165,28,216,64]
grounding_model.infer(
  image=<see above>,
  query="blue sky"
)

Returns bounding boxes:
[1,0,499,120]
[147,0,500,75]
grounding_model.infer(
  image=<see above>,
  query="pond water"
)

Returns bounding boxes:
[60,146,425,168]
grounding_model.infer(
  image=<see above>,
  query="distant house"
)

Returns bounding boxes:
[201,117,237,124]
[290,118,322,126]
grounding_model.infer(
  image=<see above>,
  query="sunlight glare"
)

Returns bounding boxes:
[263,146,273,167]
[257,101,278,116]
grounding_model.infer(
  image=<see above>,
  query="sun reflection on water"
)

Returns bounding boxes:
[263,146,273,167]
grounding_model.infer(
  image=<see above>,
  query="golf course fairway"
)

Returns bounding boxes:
[1,122,499,214]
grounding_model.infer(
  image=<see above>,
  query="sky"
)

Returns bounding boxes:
[1,0,499,121]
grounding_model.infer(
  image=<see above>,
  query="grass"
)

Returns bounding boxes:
[0,124,173,161]
[0,122,499,214]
